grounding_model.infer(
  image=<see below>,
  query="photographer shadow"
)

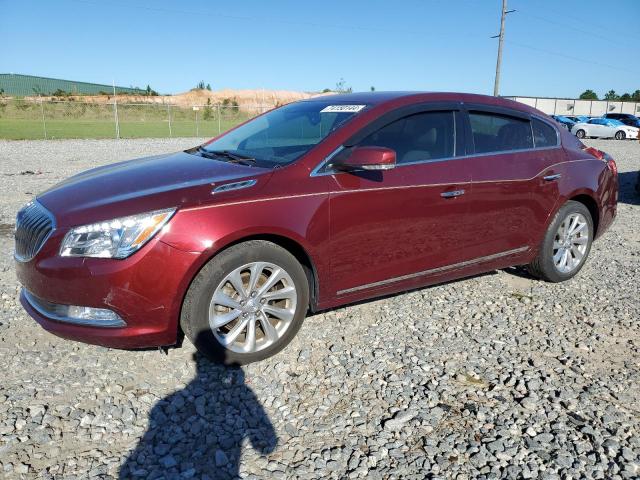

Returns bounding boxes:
[119,333,277,479]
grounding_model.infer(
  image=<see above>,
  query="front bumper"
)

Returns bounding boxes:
[16,235,201,349]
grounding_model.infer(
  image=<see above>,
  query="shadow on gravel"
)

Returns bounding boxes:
[617,171,640,205]
[119,338,276,479]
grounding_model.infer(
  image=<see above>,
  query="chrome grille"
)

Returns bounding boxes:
[14,201,55,262]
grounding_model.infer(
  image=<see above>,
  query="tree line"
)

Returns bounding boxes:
[579,89,640,101]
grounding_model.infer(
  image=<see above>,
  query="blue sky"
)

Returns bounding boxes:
[1,0,638,97]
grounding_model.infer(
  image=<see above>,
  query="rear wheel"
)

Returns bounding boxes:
[181,240,309,365]
[575,129,586,139]
[528,201,593,282]
[615,130,626,140]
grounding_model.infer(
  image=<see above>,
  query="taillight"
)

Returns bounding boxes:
[582,146,617,174]
[583,146,605,160]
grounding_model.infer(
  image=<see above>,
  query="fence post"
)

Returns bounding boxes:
[167,105,172,138]
[112,83,120,139]
[217,104,221,135]
[39,98,47,139]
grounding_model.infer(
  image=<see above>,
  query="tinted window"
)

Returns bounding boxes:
[469,112,533,153]
[532,118,558,148]
[358,111,455,163]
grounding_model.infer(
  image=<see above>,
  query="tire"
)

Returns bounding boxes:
[615,130,626,140]
[180,240,309,365]
[527,201,593,283]
[575,129,586,139]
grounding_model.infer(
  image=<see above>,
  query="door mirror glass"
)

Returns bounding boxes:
[334,146,396,171]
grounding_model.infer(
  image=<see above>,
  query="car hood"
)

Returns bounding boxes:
[37,151,272,227]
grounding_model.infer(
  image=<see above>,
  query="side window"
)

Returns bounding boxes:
[358,111,455,164]
[469,111,533,154]
[532,118,558,148]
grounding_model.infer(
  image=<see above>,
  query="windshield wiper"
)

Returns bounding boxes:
[198,148,257,166]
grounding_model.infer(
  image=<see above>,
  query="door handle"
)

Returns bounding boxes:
[440,189,465,198]
[543,173,562,181]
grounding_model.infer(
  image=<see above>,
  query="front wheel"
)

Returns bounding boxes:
[575,129,586,139]
[180,240,309,365]
[527,201,593,282]
[615,130,626,140]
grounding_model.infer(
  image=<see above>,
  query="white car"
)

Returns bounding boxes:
[571,118,639,140]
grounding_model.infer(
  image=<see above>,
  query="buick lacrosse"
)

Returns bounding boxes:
[15,92,618,364]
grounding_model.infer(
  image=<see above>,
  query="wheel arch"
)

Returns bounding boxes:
[222,233,320,311]
[182,231,321,315]
[568,193,600,237]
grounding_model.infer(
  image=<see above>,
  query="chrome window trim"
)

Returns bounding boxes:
[310,146,345,177]
[311,144,562,178]
[337,246,529,296]
[22,289,127,328]
[311,107,562,178]
[14,201,57,263]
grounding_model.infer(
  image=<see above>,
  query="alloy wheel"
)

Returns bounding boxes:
[576,130,585,139]
[552,213,589,274]
[209,262,298,353]
[615,131,625,140]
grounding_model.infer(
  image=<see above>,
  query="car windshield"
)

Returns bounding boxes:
[195,101,367,167]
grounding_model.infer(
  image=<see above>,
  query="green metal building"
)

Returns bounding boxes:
[0,73,146,96]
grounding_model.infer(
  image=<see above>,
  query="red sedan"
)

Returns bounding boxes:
[15,92,618,364]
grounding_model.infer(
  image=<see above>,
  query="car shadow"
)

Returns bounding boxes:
[119,333,277,479]
[617,171,640,206]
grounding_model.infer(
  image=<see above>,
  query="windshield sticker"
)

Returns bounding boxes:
[320,105,366,113]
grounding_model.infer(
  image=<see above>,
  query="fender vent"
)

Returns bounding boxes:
[212,179,257,193]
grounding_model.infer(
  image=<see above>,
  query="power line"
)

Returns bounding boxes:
[510,1,640,42]
[68,0,638,85]
[514,9,640,46]
[505,39,639,75]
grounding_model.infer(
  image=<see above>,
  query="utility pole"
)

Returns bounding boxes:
[492,0,515,97]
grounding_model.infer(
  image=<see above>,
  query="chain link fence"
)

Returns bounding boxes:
[0,98,267,140]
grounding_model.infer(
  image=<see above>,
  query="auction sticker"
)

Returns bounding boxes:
[320,105,366,113]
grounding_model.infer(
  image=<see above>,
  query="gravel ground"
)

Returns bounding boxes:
[0,138,639,479]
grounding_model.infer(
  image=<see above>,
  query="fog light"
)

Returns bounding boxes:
[23,290,126,327]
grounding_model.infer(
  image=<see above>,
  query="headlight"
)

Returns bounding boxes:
[60,208,175,258]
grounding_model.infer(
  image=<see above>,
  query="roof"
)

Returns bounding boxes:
[302,91,541,115]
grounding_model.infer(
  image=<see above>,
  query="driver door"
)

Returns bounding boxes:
[326,109,476,300]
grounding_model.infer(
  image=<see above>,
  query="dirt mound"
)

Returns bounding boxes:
[23,88,333,110]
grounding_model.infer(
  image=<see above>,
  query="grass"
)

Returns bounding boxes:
[0,118,249,140]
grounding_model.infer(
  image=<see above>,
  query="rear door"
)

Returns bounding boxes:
[461,106,564,260]
[324,106,477,298]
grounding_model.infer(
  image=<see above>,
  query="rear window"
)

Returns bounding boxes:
[532,118,558,148]
[469,112,533,153]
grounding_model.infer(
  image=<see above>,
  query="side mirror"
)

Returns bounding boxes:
[333,146,396,171]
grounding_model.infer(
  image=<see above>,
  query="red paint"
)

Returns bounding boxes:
[16,92,618,348]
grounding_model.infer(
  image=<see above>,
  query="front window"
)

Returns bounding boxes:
[358,111,456,163]
[196,101,366,167]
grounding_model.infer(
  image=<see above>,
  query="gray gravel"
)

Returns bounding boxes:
[0,138,639,479]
